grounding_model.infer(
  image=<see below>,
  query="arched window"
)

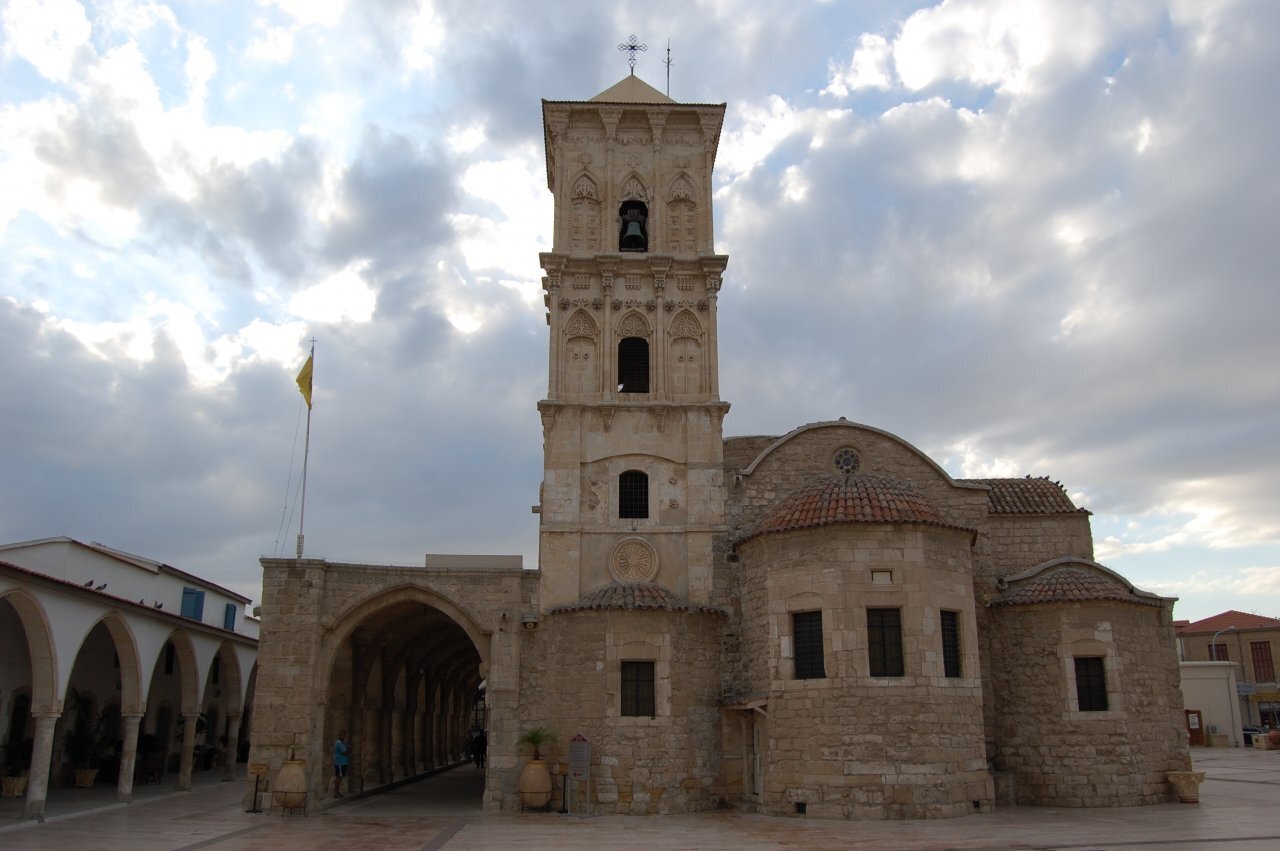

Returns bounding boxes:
[619,470,649,519]
[618,337,649,393]
[618,200,648,252]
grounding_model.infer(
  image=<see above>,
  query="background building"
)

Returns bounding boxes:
[0,537,258,819]
[1177,610,1280,730]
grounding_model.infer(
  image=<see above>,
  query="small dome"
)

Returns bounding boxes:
[550,581,726,615]
[993,567,1164,608]
[740,474,967,543]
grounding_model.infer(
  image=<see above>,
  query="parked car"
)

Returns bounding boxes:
[1243,725,1263,746]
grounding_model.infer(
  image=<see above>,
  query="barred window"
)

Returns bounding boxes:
[619,470,649,519]
[867,608,904,677]
[1074,656,1108,711]
[621,661,655,716]
[792,611,825,679]
[1251,642,1275,682]
[941,610,962,678]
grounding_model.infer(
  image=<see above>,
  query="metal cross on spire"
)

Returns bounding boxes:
[617,35,647,75]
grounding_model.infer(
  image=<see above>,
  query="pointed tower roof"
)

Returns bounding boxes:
[590,74,675,104]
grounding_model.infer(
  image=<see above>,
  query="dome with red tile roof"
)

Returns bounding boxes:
[737,474,970,544]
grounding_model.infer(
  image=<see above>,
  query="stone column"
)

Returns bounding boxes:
[222,715,241,781]
[24,711,59,821]
[177,712,199,790]
[116,712,144,801]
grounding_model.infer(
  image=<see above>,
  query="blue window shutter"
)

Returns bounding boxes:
[181,587,205,620]
[224,602,236,631]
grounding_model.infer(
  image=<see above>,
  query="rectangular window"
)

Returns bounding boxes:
[1074,656,1109,711]
[792,611,826,679]
[1251,642,1275,682]
[940,610,962,678]
[180,586,205,620]
[224,602,237,631]
[867,608,904,677]
[1209,643,1229,662]
[621,661,655,717]
[618,470,649,519]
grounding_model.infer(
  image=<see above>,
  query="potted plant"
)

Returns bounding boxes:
[2,736,34,798]
[516,726,557,809]
[62,688,110,787]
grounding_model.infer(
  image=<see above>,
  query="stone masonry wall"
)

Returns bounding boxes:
[737,524,992,819]
[515,607,726,814]
[988,600,1185,806]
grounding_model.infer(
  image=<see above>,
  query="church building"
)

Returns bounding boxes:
[247,73,1188,819]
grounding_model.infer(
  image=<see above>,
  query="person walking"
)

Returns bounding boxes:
[473,730,487,769]
[333,730,349,798]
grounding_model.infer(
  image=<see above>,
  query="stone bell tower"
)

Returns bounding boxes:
[536,74,729,608]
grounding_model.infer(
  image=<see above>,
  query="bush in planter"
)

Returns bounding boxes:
[516,726,557,810]
[516,726,557,761]
[2,737,34,798]
[62,688,111,785]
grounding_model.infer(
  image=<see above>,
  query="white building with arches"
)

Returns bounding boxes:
[0,537,258,820]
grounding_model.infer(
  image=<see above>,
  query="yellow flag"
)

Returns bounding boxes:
[295,354,313,408]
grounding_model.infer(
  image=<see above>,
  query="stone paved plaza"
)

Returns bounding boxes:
[1,747,1277,849]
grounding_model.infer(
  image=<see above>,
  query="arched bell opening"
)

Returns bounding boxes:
[617,337,650,393]
[618,199,648,252]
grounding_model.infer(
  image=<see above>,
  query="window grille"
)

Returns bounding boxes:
[621,661,655,716]
[941,610,962,678]
[1209,643,1229,661]
[792,611,825,679]
[619,470,649,519]
[867,608,904,677]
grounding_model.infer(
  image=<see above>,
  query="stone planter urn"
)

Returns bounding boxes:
[518,759,553,809]
[1268,730,1280,749]
[1167,770,1206,803]
[1,775,28,798]
[272,759,308,811]
[73,768,99,788]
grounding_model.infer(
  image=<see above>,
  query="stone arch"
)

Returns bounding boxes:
[315,584,491,794]
[0,588,57,712]
[617,311,650,340]
[669,309,704,394]
[564,309,599,394]
[570,172,601,253]
[666,173,699,253]
[618,172,650,203]
[320,584,490,676]
[91,613,144,714]
[162,629,201,716]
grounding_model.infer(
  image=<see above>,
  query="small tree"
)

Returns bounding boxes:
[516,726,556,761]
[2,736,33,778]
[62,688,109,770]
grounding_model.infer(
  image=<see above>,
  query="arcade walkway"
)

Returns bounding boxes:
[1,751,1278,849]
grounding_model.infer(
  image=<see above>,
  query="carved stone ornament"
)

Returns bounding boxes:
[669,311,702,339]
[620,175,649,202]
[572,174,599,200]
[617,312,649,339]
[592,298,603,310]
[610,538,659,584]
[564,310,598,339]
[573,274,591,289]
[669,174,696,201]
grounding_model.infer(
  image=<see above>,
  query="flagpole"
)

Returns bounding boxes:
[296,341,314,558]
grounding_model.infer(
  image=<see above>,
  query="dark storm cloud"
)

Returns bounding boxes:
[323,126,457,268]
[194,137,326,282]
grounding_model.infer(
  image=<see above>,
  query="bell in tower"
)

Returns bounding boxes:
[618,200,648,252]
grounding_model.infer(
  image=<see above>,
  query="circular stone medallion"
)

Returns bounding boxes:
[610,538,658,583]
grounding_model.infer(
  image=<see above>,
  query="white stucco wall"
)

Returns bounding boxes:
[1180,661,1245,746]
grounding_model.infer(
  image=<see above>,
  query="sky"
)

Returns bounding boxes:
[1,0,1277,624]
